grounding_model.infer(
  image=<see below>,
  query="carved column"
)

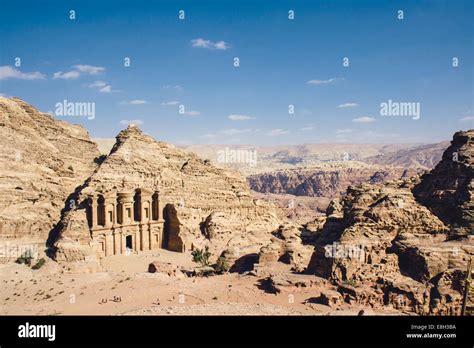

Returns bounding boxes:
[88,195,97,229]
[105,233,113,257]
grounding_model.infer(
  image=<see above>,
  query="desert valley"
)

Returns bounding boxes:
[0,96,472,316]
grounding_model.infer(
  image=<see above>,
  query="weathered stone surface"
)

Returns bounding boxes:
[148,260,184,277]
[248,163,419,198]
[262,273,327,294]
[0,97,99,243]
[304,130,474,314]
[429,269,466,316]
[413,130,474,237]
[258,223,314,272]
[53,125,283,264]
[318,289,343,307]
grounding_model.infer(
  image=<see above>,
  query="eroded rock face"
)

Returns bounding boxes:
[247,164,419,198]
[302,130,474,314]
[0,97,99,244]
[413,130,474,237]
[53,125,283,264]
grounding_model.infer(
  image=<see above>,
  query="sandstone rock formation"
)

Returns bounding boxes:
[247,163,418,198]
[270,130,474,315]
[0,97,99,251]
[52,124,283,266]
[413,130,474,237]
[148,260,185,278]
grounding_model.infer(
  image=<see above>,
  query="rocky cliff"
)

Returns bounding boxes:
[247,163,419,198]
[413,130,474,237]
[53,125,283,266]
[0,97,99,246]
[262,130,474,315]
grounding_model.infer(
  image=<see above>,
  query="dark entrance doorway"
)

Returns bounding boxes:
[163,204,184,252]
[126,235,133,250]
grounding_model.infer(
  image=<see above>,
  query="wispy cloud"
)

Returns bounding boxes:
[88,80,113,93]
[161,101,179,106]
[460,115,474,122]
[53,64,105,80]
[352,116,375,123]
[129,99,147,105]
[307,77,343,85]
[265,129,289,136]
[119,119,144,126]
[338,103,358,108]
[182,110,200,116]
[191,38,230,50]
[336,128,353,134]
[72,64,105,75]
[220,128,251,135]
[162,85,183,91]
[53,70,81,80]
[301,126,314,131]
[228,114,255,121]
[0,66,46,80]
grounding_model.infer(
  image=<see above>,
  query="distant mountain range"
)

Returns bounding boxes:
[95,139,449,175]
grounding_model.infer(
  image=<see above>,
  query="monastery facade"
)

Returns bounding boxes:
[86,188,167,258]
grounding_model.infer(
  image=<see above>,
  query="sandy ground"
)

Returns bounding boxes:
[0,249,403,315]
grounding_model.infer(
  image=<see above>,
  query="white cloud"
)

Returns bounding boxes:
[99,85,112,93]
[228,114,254,121]
[119,119,144,126]
[336,128,353,134]
[162,85,183,91]
[88,80,107,88]
[338,103,358,108]
[161,101,179,106]
[301,126,314,131]
[265,129,289,136]
[53,64,105,80]
[129,99,147,105]
[183,110,200,116]
[191,38,230,50]
[307,77,343,85]
[0,66,46,80]
[72,64,105,75]
[220,128,251,135]
[352,116,375,123]
[53,70,81,79]
[460,116,474,122]
[88,80,113,93]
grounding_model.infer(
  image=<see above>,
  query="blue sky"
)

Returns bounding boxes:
[0,0,473,145]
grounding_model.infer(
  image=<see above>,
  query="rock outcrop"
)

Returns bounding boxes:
[296,130,474,315]
[53,125,283,265]
[0,97,99,246]
[413,130,474,237]
[247,164,418,198]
